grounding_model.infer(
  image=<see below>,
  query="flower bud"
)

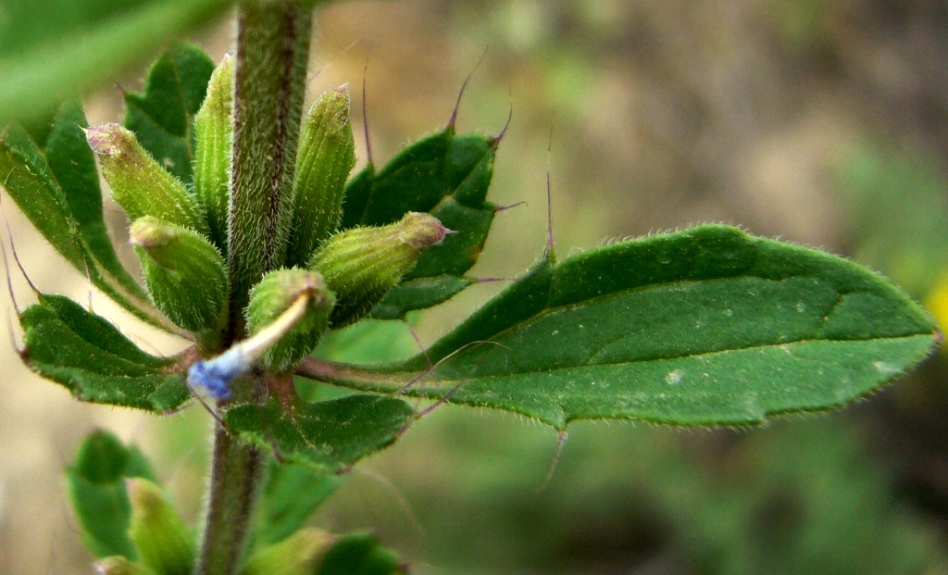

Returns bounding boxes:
[246,269,335,371]
[126,479,194,575]
[86,123,208,236]
[94,557,155,575]
[309,212,447,326]
[130,217,227,340]
[239,529,334,575]
[193,54,234,254]
[286,86,356,267]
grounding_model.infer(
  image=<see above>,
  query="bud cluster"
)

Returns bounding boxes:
[86,56,447,392]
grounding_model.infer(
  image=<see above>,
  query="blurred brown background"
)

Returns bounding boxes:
[4,1,948,573]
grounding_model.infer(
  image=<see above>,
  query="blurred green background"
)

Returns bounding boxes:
[3,0,948,573]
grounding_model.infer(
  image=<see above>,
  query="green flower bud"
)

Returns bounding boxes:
[286,85,356,267]
[126,479,194,575]
[93,557,156,575]
[193,54,234,254]
[309,212,447,326]
[130,216,227,341]
[86,123,209,236]
[246,269,335,371]
[239,529,334,575]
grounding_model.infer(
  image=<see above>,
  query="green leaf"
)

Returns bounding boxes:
[341,128,497,319]
[19,294,190,412]
[314,533,406,575]
[223,395,413,473]
[65,429,157,560]
[0,0,233,125]
[257,462,344,545]
[320,225,938,428]
[0,105,179,330]
[124,43,215,185]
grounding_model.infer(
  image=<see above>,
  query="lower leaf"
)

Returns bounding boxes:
[304,225,939,428]
[223,394,414,473]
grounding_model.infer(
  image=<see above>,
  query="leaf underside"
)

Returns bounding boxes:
[223,395,414,473]
[124,42,215,185]
[341,127,497,319]
[321,225,938,428]
[19,294,189,412]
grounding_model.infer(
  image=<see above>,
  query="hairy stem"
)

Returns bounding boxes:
[227,0,312,338]
[197,2,313,574]
[194,419,266,575]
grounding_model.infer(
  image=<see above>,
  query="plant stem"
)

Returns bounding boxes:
[196,2,312,574]
[227,0,312,339]
[194,421,266,575]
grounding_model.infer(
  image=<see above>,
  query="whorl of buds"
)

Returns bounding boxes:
[126,478,194,575]
[308,211,448,326]
[245,269,336,371]
[286,85,356,267]
[85,123,208,236]
[193,54,235,253]
[130,217,227,341]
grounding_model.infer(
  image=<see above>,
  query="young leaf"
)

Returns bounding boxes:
[65,430,157,560]
[127,478,195,575]
[314,533,406,575]
[123,43,214,185]
[0,0,234,125]
[0,106,178,330]
[256,462,344,546]
[19,294,190,412]
[241,529,334,575]
[222,395,413,473]
[341,128,497,319]
[311,225,938,428]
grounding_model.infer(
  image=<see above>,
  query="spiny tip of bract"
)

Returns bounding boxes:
[398,212,448,249]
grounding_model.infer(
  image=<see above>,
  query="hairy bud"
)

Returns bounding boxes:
[286,86,356,267]
[130,217,227,342]
[126,479,194,575]
[193,54,234,254]
[309,212,447,326]
[246,269,335,371]
[86,123,208,236]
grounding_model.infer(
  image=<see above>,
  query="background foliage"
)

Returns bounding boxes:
[2,0,948,573]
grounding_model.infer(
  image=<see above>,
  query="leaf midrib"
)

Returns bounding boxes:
[417,271,927,374]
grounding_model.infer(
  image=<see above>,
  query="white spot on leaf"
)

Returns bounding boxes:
[665,369,685,385]
[872,361,900,375]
